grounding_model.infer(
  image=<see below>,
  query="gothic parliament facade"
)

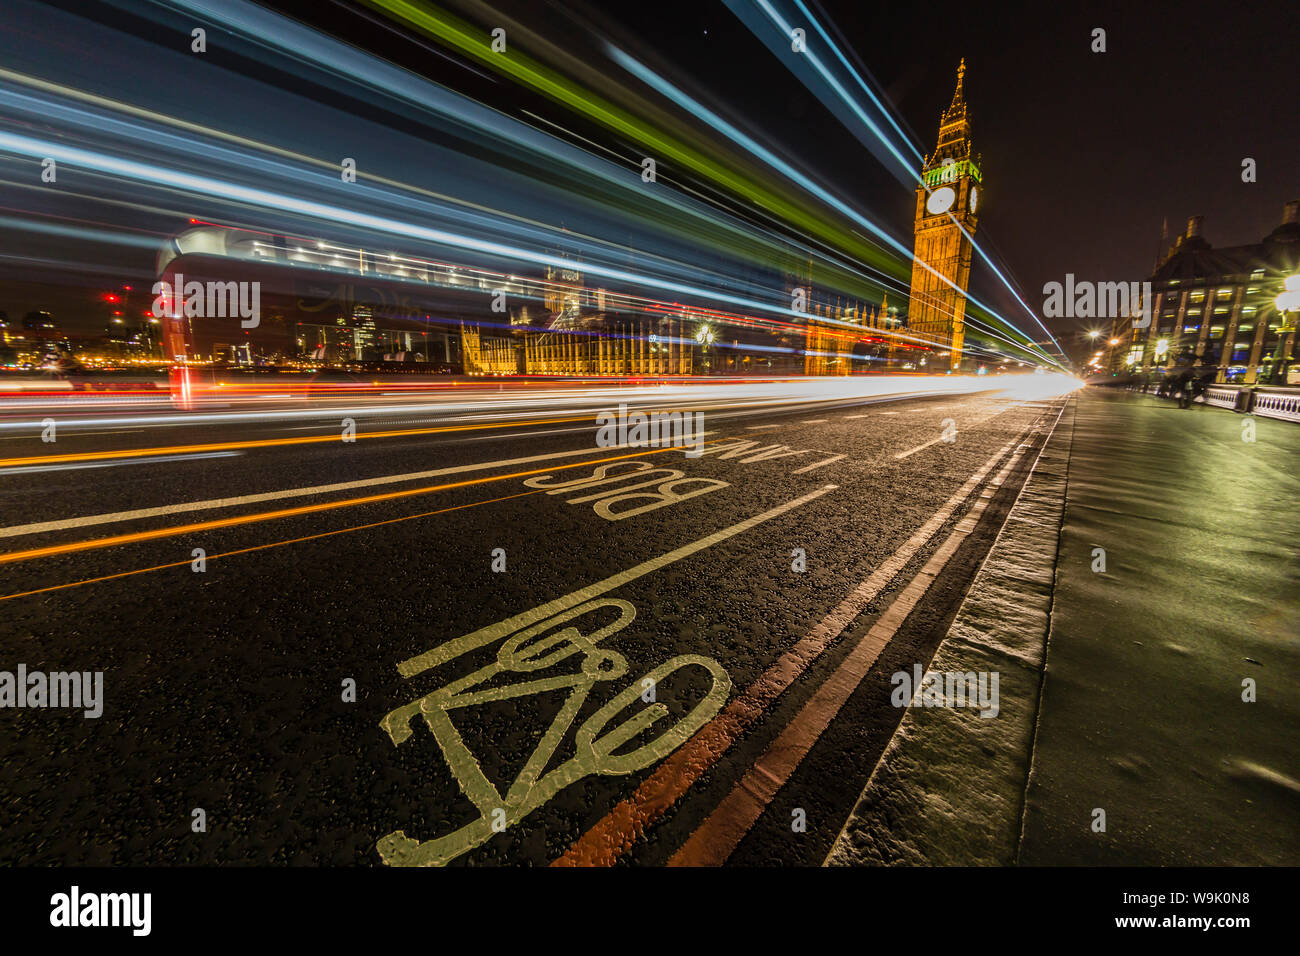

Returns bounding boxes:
[460,61,985,378]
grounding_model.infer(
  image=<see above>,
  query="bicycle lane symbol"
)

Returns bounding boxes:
[376,598,730,866]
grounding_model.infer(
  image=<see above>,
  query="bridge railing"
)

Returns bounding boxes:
[1202,385,1241,411]
[1251,388,1300,423]
[1123,383,1300,422]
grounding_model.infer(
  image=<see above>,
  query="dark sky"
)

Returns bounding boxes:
[3,0,1296,354]
[592,0,1299,346]
[820,0,1300,343]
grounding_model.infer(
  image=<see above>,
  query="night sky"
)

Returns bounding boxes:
[587,0,1300,345]
[2,0,1296,352]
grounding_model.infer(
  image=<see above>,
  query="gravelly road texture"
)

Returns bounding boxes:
[0,383,1064,866]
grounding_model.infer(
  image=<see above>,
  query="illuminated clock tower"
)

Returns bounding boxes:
[906,59,981,371]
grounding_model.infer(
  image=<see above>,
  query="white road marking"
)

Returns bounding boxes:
[792,454,846,474]
[801,419,829,424]
[893,405,1020,460]
[674,419,1053,865]
[0,429,146,441]
[0,451,240,474]
[0,442,661,539]
[466,426,595,441]
[894,436,946,460]
[396,483,839,679]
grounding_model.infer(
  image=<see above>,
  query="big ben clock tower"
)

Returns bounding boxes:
[906,59,980,371]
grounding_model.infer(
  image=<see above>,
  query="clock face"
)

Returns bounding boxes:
[926,186,956,215]
[969,186,979,213]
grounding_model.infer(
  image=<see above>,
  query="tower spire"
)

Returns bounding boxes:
[938,58,969,139]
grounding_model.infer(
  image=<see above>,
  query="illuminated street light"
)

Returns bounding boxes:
[1273,274,1300,384]
[1275,274,1300,314]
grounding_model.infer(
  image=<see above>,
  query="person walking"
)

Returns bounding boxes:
[1184,371,1210,408]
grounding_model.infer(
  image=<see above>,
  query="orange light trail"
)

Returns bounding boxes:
[0,488,548,601]
[0,413,596,469]
[0,445,684,565]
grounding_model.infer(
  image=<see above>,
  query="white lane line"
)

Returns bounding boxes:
[466,425,593,441]
[893,405,1021,460]
[894,436,946,460]
[792,454,846,474]
[674,422,1049,865]
[389,483,840,684]
[844,413,876,419]
[0,452,240,474]
[746,424,782,430]
[0,442,649,539]
[0,429,146,441]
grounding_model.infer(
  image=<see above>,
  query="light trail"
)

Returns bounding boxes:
[737,0,1069,366]
[606,48,1065,369]
[0,488,550,602]
[0,0,1067,392]
[0,446,689,565]
[0,414,597,469]
[0,375,1013,432]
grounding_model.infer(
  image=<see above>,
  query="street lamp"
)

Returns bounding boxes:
[696,323,714,373]
[1273,274,1300,385]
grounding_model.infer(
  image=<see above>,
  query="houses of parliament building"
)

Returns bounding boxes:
[458,61,982,378]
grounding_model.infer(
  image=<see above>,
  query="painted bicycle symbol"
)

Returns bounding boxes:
[377,598,730,866]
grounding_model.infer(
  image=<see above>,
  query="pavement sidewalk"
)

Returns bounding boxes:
[828,388,1300,866]
[1019,388,1300,865]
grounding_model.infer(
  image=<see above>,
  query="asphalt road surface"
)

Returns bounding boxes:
[0,378,1067,866]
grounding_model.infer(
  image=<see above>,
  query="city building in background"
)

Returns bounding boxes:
[149,222,935,379]
[1109,203,1300,384]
